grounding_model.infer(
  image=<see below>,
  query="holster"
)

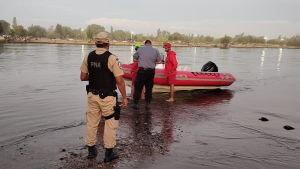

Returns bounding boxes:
[86,85,120,120]
[105,92,120,120]
[86,85,89,95]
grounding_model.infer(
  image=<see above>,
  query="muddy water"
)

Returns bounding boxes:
[0,44,300,168]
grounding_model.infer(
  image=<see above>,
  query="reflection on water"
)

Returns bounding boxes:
[277,48,282,74]
[260,49,265,76]
[67,89,235,168]
[193,47,197,64]
[81,45,85,60]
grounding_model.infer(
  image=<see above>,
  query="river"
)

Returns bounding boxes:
[0,43,299,169]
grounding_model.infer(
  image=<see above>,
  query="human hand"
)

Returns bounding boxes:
[168,70,173,74]
[122,98,128,108]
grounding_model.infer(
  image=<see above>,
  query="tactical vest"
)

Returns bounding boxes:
[88,50,116,91]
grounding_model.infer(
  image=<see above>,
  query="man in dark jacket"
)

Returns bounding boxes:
[132,40,162,110]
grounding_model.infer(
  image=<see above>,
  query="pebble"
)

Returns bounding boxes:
[259,117,269,121]
[283,125,294,130]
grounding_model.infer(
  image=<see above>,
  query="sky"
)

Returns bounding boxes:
[1,0,300,39]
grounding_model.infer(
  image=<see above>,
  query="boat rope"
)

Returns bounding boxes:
[191,72,220,77]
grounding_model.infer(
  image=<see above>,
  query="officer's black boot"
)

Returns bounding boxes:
[130,100,139,110]
[87,145,97,159]
[145,101,151,110]
[104,148,119,162]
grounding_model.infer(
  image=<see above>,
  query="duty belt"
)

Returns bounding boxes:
[139,67,155,70]
[89,88,115,96]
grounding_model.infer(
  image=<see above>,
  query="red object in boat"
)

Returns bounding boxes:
[122,64,236,87]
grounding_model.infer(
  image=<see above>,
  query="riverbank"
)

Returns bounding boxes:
[2,38,300,49]
[0,36,5,43]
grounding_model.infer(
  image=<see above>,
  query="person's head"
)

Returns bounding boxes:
[145,40,152,45]
[135,43,141,51]
[94,32,110,49]
[163,43,171,52]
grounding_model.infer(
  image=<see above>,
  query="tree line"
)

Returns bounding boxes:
[1,17,300,46]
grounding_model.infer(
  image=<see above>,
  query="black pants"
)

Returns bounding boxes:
[133,69,155,103]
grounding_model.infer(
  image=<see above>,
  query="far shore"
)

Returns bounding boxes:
[1,37,300,49]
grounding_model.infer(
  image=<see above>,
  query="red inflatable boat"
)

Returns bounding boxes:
[122,63,236,92]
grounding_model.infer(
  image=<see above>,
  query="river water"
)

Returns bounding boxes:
[0,43,300,168]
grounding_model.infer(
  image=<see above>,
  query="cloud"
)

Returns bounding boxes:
[86,18,153,28]
[86,18,224,34]
[241,20,291,24]
[85,17,298,38]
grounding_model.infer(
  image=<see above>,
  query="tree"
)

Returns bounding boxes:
[156,28,161,38]
[199,35,205,42]
[0,20,11,34]
[113,30,127,40]
[10,28,15,37]
[0,22,2,34]
[278,35,281,40]
[205,36,214,43]
[62,26,75,38]
[55,24,63,38]
[86,24,105,39]
[109,26,113,38]
[287,36,300,46]
[161,30,170,41]
[13,17,17,27]
[172,32,182,41]
[46,25,55,38]
[12,25,27,36]
[28,25,47,37]
[220,35,231,47]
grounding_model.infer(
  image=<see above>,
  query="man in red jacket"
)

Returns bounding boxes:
[163,43,178,102]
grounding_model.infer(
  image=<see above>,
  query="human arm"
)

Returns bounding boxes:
[80,54,89,80]
[110,55,128,108]
[133,51,139,60]
[155,50,163,64]
[80,72,89,81]
[168,52,178,74]
[133,58,138,62]
[115,76,128,108]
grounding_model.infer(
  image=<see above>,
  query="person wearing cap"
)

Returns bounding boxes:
[163,43,178,102]
[132,40,162,110]
[80,32,128,162]
[130,43,145,100]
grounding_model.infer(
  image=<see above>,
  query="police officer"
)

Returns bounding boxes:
[132,40,162,110]
[80,32,128,162]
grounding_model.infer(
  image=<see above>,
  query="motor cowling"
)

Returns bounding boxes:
[201,61,218,72]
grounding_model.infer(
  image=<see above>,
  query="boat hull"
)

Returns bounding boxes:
[122,64,236,87]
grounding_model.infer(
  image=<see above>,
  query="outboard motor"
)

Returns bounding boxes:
[201,61,218,72]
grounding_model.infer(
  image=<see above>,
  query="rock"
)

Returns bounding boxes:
[283,125,294,130]
[259,117,269,121]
